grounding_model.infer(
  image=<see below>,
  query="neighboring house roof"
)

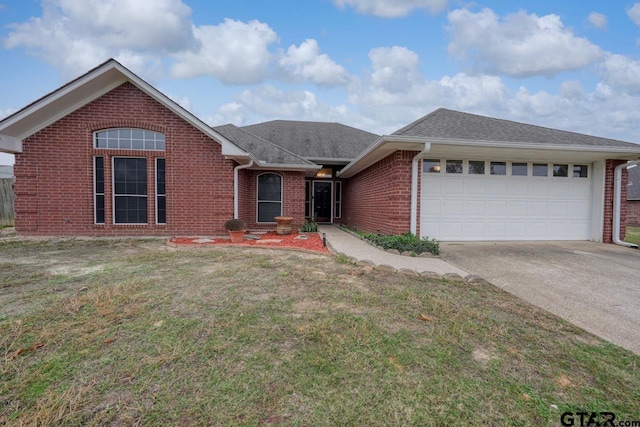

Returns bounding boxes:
[629,166,640,200]
[241,120,379,162]
[213,124,319,169]
[395,108,640,149]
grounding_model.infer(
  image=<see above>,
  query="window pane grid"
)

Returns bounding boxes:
[257,174,282,222]
[113,157,147,224]
[94,157,105,224]
[95,129,165,150]
[156,158,166,224]
[334,181,342,219]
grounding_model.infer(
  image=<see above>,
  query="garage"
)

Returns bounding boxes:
[420,159,592,241]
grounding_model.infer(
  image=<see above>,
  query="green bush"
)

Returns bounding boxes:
[362,231,440,256]
[301,218,318,232]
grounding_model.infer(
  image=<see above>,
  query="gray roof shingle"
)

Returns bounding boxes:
[394,108,640,148]
[213,124,316,167]
[241,120,379,160]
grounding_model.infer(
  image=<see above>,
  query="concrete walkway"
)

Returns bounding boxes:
[318,225,470,278]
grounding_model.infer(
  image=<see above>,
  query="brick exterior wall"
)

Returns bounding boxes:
[239,169,306,231]
[628,200,640,227]
[13,82,301,236]
[342,150,419,235]
[602,159,629,242]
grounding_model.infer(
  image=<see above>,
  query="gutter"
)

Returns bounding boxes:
[233,160,254,219]
[613,160,640,249]
[410,144,431,235]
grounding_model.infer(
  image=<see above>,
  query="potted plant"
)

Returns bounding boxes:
[274,216,294,235]
[224,218,246,243]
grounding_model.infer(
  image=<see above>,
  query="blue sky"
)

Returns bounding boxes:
[2,0,640,165]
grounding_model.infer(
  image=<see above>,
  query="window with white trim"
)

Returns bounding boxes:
[95,129,165,150]
[334,181,342,219]
[305,180,311,218]
[257,173,282,222]
[156,158,166,224]
[94,157,105,224]
[113,157,147,224]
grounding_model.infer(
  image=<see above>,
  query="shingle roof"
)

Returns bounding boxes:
[213,124,316,167]
[394,108,640,148]
[629,166,640,200]
[240,120,379,160]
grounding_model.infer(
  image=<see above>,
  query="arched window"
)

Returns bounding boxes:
[257,173,282,222]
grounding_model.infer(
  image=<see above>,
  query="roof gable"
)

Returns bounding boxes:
[394,108,640,149]
[241,120,379,161]
[0,58,246,157]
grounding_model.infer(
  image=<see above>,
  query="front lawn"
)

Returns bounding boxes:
[625,226,640,246]
[1,239,638,425]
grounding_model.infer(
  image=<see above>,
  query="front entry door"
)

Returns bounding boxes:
[313,181,332,223]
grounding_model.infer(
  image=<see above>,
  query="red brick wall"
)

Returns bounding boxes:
[603,159,629,242]
[627,200,640,227]
[239,169,306,231]
[342,150,419,235]
[13,82,292,236]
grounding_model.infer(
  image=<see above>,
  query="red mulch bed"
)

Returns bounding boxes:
[169,231,329,254]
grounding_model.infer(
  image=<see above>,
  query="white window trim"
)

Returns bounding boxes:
[334,181,342,219]
[94,156,105,224]
[256,172,283,223]
[424,160,589,179]
[112,156,148,225]
[94,128,165,151]
[155,158,166,225]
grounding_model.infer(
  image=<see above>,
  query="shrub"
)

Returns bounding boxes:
[301,218,318,232]
[224,218,245,231]
[363,231,440,256]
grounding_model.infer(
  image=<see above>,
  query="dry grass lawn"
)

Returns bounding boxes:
[1,238,639,426]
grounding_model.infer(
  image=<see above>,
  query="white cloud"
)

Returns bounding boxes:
[3,0,194,78]
[447,8,603,77]
[368,46,423,93]
[588,12,607,29]
[279,39,350,86]
[599,54,640,93]
[171,19,278,84]
[332,0,448,17]
[628,3,640,26]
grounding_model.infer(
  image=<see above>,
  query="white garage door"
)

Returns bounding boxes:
[420,160,592,241]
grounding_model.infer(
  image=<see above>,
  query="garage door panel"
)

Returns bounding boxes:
[465,200,485,216]
[529,181,549,197]
[465,179,486,195]
[443,179,464,194]
[421,163,591,241]
[507,201,528,216]
[487,180,507,196]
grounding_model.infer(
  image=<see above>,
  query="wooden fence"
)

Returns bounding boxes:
[0,178,15,226]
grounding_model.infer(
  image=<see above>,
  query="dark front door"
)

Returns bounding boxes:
[313,181,332,223]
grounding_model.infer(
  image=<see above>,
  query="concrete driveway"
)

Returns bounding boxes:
[440,241,640,355]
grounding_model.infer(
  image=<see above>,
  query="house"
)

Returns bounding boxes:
[628,166,640,227]
[0,58,639,242]
[0,165,13,179]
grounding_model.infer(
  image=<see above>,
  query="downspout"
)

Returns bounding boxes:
[234,160,254,219]
[613,160,640,248]
[410,143,431,235]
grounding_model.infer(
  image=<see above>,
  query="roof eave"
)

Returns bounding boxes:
[338,135,428,178]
